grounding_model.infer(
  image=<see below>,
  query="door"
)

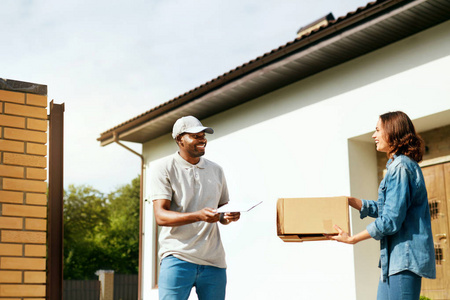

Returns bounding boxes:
[421,162,450,299]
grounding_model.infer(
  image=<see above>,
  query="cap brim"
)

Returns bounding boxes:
[184,126,214,134]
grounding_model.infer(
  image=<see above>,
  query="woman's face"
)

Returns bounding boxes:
[372,118,390,153]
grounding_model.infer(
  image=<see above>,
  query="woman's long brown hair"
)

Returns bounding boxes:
[379,111,425,162]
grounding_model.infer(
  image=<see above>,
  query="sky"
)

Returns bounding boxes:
[1,0,371,193]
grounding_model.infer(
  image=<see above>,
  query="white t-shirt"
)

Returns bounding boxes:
[148,152,229,268]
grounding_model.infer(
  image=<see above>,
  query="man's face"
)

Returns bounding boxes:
[178,131,207,160]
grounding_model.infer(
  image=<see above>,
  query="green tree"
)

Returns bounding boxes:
[105,176,140,274]
[63,185,110,279]
[63,177,140,279]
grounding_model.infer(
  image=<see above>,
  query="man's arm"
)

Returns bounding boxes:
[153,199,220,226]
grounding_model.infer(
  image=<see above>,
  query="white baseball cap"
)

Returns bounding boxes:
[172,116,214,139]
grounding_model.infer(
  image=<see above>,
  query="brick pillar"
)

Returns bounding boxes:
[0,80,48,299]
[97,270,114,300]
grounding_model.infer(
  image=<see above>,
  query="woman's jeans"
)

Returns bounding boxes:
[377,271,422,300]
[159,255,227,300]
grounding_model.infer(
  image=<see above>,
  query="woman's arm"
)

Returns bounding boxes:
[329,225,372,244]
[348,196,362,211]
[368,165,411,239]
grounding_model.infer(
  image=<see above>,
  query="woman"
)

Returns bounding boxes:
[331,111,436,300]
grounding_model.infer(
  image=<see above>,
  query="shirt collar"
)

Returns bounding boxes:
[386,153,400,167]
[174,152,206,169]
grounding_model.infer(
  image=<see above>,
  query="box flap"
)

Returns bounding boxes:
[276,198,285,236]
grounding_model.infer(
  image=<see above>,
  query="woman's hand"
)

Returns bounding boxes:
[327,225,355,244]
[326,225,372,245]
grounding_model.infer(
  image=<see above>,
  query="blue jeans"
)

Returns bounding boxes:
[377,271,422,300]
[159,255,227,300]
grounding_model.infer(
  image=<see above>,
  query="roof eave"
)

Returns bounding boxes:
[98,0,450,145]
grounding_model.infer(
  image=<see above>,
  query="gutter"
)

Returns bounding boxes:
[113,132,144,300]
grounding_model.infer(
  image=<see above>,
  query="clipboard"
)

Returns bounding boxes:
[216,201,262,213]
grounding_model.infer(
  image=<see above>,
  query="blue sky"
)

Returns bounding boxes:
[1,0,370,193]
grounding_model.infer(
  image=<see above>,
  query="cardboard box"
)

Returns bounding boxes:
[277,197,350,242]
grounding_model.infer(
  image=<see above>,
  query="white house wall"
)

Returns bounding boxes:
[142,20,450,299]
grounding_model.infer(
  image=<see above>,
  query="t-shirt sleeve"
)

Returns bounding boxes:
[219,170,230,206]
[148,162,173,201]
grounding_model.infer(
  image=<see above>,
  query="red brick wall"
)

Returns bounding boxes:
[0,88,47,299]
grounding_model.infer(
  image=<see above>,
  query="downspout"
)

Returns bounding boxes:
[113,132,144,300]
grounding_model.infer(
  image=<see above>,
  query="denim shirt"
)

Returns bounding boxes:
[360,154,436,281]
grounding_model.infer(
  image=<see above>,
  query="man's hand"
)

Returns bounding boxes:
[197,208,220,223]
[220,212,240,225]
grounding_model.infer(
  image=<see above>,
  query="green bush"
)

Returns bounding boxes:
[420,296,431,300]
